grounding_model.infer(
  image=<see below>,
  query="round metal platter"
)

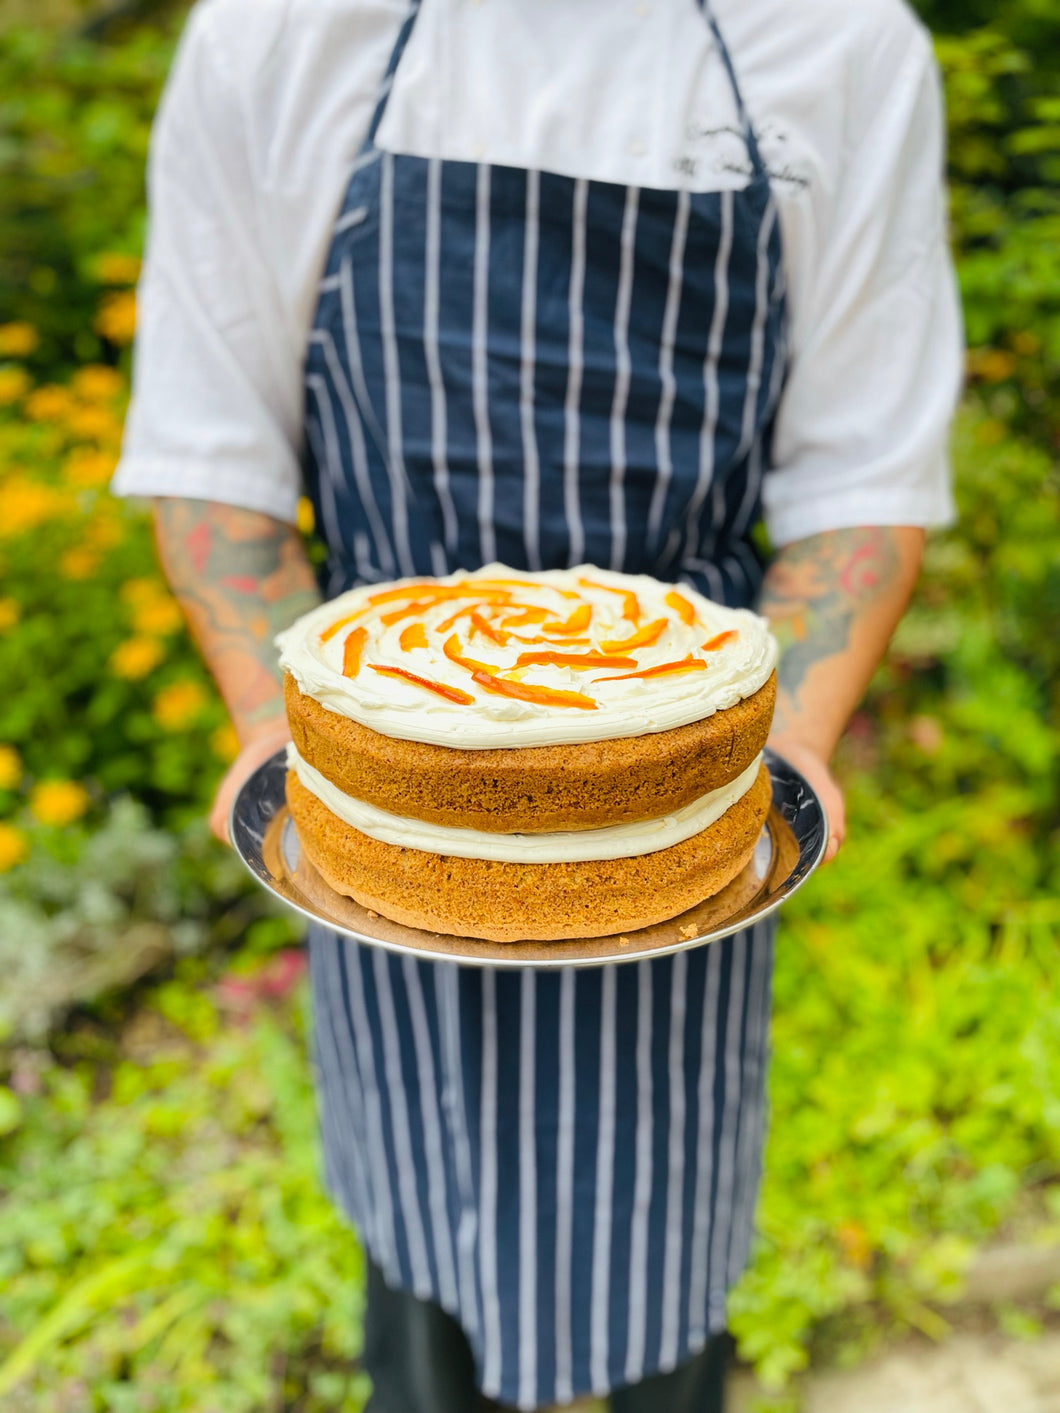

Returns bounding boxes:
[231,747,828,969]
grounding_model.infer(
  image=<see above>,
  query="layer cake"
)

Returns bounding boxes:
[277,564,778,942]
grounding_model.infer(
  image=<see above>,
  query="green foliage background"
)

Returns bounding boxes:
[0,1,1057,1408]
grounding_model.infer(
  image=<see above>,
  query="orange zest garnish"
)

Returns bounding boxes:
[442,634,497,676]
[600,617,668,653]
[470,670,597,710]
[380,598,437,626]
[342,627,368,677]
[499,606,551,629]
[469,610,509,646]
[701,629,738,653]
[369,664,474,705]
[593,655,708,683]
[321,609,366,644]
[665,590,697,625]
[510,635,591,646]
[541,604,592,636]
[514,651,637,670]
[577,577,641,625]
[399,623,429,651]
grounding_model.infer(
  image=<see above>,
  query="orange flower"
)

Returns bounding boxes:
[95,290,137,345]
[110,637,165,679]
[94,252,142,285]
[1,479,67,537]
[29,780,91,826]
[210,722,240,763]
[66,405,122,444]
[71,364,126,402]
[0,323,39,357]
[0,599,20,631]
[24,385,75,422]
[132,597,183,636]
[0,745,22,790]
[65,448,118,488]
[120,578,166,609]
[0,823,29,872]
[0,368,31,406]
[59,548,99,580]
[153,681,209,730]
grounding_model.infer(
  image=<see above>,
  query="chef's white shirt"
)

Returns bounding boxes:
[113,0,963,548]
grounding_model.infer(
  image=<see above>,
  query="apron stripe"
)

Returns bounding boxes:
[589,964,618,1394]
[733,195,779,535]
[553,968,577,1403]
[518,971,539,1408]
[519,169,543,572]
[693,187,736,570]
[378,153,417,576]
[687,940,723,1341]
[728,922,775,1285]
[563,179,589,567]
[479,969,503,1395]
[646,189,692,550]
[706,931,748,1329]
[401,955,460,1309]
[624,959,656,1383]
[607,186,640,572]
[423,157,460,557]
[438,965,483,1342]
[658,950,690,1370]
[472,162,497,565]
[303,380,364,591]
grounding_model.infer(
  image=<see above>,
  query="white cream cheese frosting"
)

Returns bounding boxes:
[277,563,777,749]
[288,743,763,863]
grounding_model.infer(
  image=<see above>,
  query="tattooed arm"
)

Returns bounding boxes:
[153,498,321,839]
[758,526,924,860]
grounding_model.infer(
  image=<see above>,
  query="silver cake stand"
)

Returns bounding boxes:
[231,746,827,969]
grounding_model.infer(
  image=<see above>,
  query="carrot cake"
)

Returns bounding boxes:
[277,564,778,942]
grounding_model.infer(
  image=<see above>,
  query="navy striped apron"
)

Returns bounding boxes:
[302,3,787,1405]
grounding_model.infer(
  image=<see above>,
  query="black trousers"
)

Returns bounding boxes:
[363,1260,729,1413]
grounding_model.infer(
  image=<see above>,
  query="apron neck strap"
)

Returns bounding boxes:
[364,0,767,181]
[695,0,767,179]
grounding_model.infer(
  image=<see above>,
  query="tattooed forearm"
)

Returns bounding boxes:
[153,498,321,740]
[758,526,923,757]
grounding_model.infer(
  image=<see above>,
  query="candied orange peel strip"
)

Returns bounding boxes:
[369,664,474,705]
[470,670,598,710]
[664,590,697,625]
[594,655,707,683]
[399,623,429,651]
[577,577,641,624]
[701,629,739,653]
[342,626,368,677]
[321,609,366,644]
[442,633,498,676]
[542,603,592,636]
[600,617,668,653]
[469,610,509,646]
[515,651,637,670]
[380,598,438,627]
[499,606,551,628]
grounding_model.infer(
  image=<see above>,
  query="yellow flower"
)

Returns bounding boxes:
[0,368,31,406]
[210,722,240,763]
[0,323,39,358]
[29,780,91,827]
[95,290,137,345]
[71,364,126,403]
[65,448,118,489]
[153,681,209,731]
[132,597,183,636]
[85,515,123,549]
[1010,331,1041,357]
[59,548,99,580]
[0,823,29,872]
[0,599,19,631]
[24,385,75,422]
[297,497,316,535]
[969,348,1017,384]
[120,577,166,609]
[0,478,67,538]
[66,405,123,444]
[0,746,22,790]
[94,252,142,285]
[110,637,165,679]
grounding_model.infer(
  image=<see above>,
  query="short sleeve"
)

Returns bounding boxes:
[112,4,303,523]
[762,26,963,548]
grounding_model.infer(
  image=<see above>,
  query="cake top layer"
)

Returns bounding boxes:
[277,564,777,748]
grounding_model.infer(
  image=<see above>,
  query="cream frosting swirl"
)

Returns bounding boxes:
[288,744,764,863]
[277,564,777,749]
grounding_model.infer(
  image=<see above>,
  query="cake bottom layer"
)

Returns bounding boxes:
[286,763,772,943]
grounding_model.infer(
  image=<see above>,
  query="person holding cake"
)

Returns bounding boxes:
[114,0,961,1407]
